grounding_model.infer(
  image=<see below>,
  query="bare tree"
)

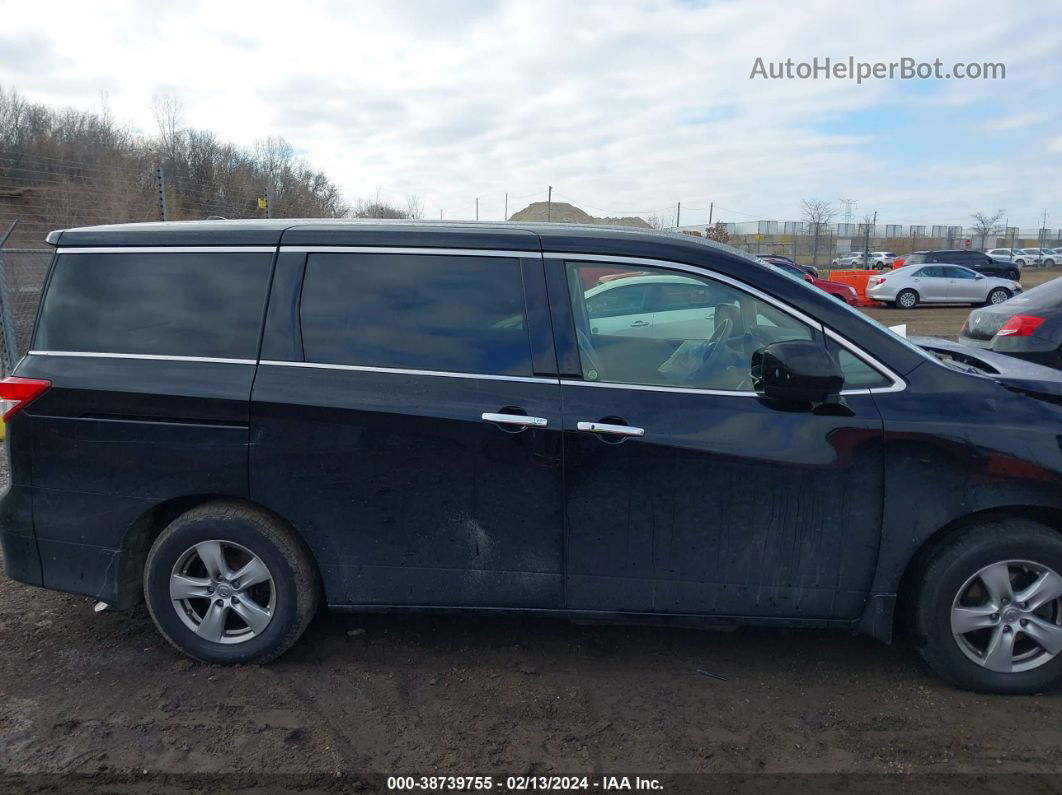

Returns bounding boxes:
[801,199,838,266]
[152,94,184,164]
[646,212,668,230]
[971,209,1006,251]
[405,194,424,220]
[351,189,411,219]
[704,221,729,244]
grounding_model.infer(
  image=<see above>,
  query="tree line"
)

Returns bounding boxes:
[0,87,420,244]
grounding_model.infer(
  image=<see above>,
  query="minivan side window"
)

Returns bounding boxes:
[566,262,814,391]
[299,253,533,376]
[34,252,273,359]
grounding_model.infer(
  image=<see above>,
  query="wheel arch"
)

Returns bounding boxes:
[887,505,1062,640]
[116,493,322,609]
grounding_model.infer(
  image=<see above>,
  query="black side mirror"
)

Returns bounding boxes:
[751,341,844,404]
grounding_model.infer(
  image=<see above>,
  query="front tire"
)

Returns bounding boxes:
[144,501,320,664]
[987,287,1011,305]
[895,289,918,309]
[912,519,1062,693]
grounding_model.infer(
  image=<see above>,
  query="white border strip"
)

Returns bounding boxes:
[27,350,255,365]
[55,247,278,254]
[260,360,557,384]
[280,246,538,258]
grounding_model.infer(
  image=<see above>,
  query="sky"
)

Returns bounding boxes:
[1,0,1060,229]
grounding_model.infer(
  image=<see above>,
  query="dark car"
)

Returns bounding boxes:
[960,275,1062,369]
[907,250,1021,281]
[5,220,1062,694]
[757,254,819,278]
[762,259,858,304]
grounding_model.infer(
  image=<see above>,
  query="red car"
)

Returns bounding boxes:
[764,260,859,305]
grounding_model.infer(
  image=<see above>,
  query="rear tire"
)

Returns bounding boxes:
[912,519,1062,694]
[144,501,320,664]
[895,289,918,309]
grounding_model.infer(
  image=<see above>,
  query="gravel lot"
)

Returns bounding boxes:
[3,274,1062,792]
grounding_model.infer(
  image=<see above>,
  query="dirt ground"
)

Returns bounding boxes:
[5,277,1062,792]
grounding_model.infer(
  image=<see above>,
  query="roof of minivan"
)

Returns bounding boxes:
[48,218,750,262]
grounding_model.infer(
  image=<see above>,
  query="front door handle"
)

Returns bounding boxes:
[577,421,645,437]
[482,412,548,428]
[629,320,650,327]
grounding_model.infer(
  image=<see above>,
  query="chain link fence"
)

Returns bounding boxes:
[0,246,52,374]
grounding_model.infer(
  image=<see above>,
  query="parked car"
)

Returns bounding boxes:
[1023,248,1058,267]
[866,264,1020,308]
[987,248,1021,263]
[905,250,1021,281]
[759,259,858,304]
[756,254,819,278]
[7,219,1062,694]
[868,251,898,270]
[959,275,1062,369]
[831,252,865,267]
[582,273,727,339]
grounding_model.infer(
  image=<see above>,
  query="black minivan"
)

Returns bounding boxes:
[4,220,1062,694]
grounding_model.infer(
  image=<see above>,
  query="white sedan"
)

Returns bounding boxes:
[866,264,1021,309]
[583,273,724,339]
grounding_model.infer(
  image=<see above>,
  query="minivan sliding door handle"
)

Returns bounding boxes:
[481,412,548,428]
[577,421,645,437]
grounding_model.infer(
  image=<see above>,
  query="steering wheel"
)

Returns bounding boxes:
[697,316,733,371]
[576,329,607,381]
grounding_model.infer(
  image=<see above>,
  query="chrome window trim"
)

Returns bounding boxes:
[27,350,256,365]
[259,360,558,384]
[281,246,538,258]
[55,247,278,254]
[547,251,906,396]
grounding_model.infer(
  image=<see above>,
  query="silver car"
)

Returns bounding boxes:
[866,263,1021,309]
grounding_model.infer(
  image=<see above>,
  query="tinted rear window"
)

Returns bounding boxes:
[906,253,926,264]
[34,252,274,358]
[300,253,532,375]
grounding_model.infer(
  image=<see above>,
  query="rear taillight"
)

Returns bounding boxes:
[996,314,1045,338]
[0,377,51,421]
[869,276,886,287]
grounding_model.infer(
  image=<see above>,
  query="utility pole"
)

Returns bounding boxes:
[156,166,169,221]
[264,188,272,219]
[708,201,713,225]
[863,211,876,264]
[1040,209,1049,249]
[476,197,479,221]
[676,201,681,228]
[547,186,552,222]
[504,192,508,221]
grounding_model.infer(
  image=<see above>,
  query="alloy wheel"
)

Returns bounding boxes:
[951,560,1062,673]
[169,540,276,644]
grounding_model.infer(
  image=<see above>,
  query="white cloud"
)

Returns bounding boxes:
[0,0,1059,226]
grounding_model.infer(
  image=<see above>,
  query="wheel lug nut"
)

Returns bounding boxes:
[214,599,223,607]
[232,597,239,605]
[207,586,214,594]
[992,613,1000,622]
[1021,619,1029,627]
[232,581,240,589]
[1003,625,1012,632]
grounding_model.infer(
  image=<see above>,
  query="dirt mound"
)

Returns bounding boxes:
[509,201,651,228]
